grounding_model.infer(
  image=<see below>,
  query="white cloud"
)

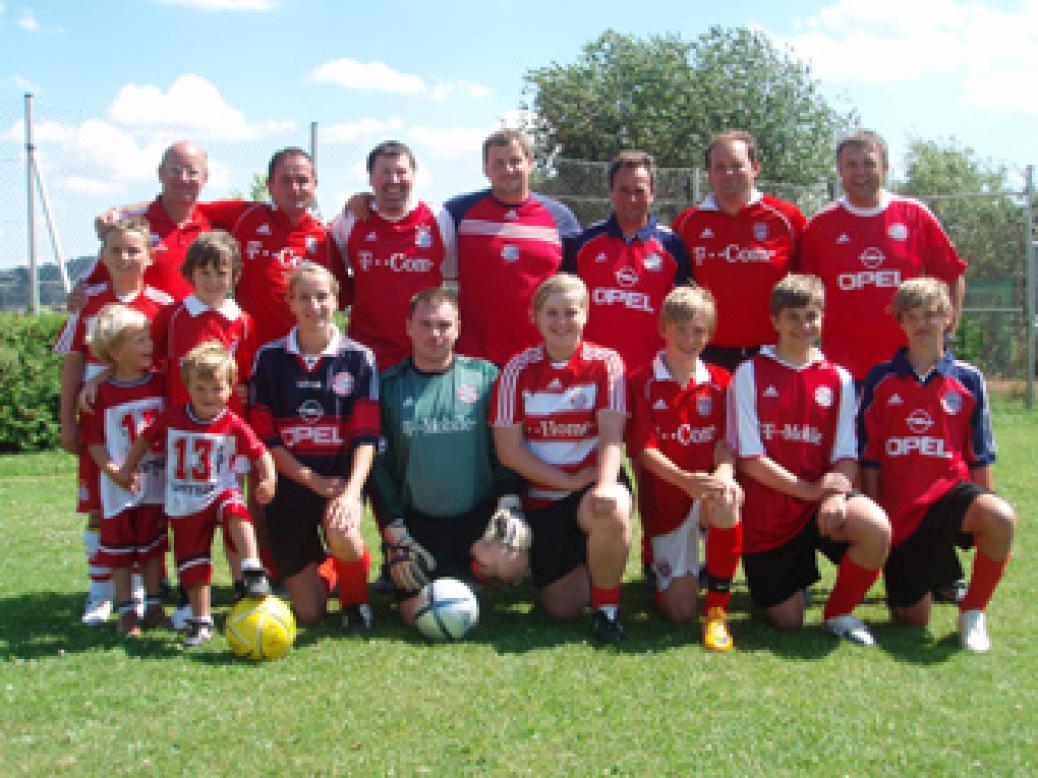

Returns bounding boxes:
[17,9,38,30]
[155,0,277,10]
[305,58,490,101]
[10,74,38,92]
[783,0,1038,116]
[409,125,488,161]
[108,74,296,139]
[322,117,405,144]
[2,119,75,144]
[306,59,426,96]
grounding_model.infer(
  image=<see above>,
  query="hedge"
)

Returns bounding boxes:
[0,311,66,452]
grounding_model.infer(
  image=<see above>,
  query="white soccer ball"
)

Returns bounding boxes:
[413,577,479,641]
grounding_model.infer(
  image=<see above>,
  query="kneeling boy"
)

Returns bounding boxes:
[859,277,1015,652]
[728,274,890,645]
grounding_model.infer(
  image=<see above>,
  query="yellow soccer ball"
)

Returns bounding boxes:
[225,595,296,661]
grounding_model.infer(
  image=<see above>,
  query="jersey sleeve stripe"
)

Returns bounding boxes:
[458,220,562,245]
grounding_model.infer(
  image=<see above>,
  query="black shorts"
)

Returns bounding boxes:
[404,498,496,584]
[742,514,849,608]
[526,487,590,589]
[265,484,329,579]
[884,480,985,608]
[701,345,760,374]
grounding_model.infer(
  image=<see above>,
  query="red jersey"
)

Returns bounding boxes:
[672,192,805,349]
[141,404,265,518]
[858,348,995,546]
[53,283,175,380]
[79,373,166,518]
[199,200,347,348]
[84,197,209,302]
[728,346,857,553]
[800,193,967,380]
[445,190,581,365]
[329,201,453,371]
[627,353,729,536]
[569,215,691,375]
[490,341,626,509]
[156,294,256,416]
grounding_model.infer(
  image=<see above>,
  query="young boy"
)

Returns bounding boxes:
[79,304,170,636]
[728,274,891,645]
[627,286,742,651]
[858,277,1015,652]
[113,341,275,647]
[54,216,174,625]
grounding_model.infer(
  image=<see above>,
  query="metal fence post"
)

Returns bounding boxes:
[1026,164,1035,408]
[24,92,38,314]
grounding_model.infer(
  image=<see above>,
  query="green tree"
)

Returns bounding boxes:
[523,27,857,185]
[229,172,268,201]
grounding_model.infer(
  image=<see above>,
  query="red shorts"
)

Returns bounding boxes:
[95,504,168,569]
[77,450,100,514]
[170,489,250,589]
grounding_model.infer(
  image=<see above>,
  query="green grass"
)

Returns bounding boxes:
[2,402,1036,775]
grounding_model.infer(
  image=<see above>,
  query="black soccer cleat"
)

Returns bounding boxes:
[591,609,625,644]
[182,618,215,648]
[242,569,271,599]
[340,604,373,635]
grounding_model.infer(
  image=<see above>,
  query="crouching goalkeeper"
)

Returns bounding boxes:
[370,288,531,625]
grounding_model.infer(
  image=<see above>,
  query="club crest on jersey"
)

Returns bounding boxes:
[415,226,433,248]
[331,372,354,397]
[256,223,271,236]
[752,222,768,241]
[859,247,885,269]
[305,236,318,255]
[941,390,963,414]
[906,408,934,434]
[643,252,663,271]
[696,395,713,416]
[563,385,595,410]
[814,385,833,408]
[457,383,479,404]
[298,399,324,424]
[888,223,909,241]
[502,244,519,263]
[615,266,639,288]
[693,246,707,265]
[365,231,377,241]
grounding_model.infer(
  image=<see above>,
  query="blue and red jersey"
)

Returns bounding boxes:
[858,347,995,546]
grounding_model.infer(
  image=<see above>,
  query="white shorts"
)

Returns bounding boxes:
[650,501,705,592]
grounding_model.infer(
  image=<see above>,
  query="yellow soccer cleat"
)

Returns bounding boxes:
[702,606,733,652]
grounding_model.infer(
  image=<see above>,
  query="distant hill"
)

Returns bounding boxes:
[0,255,94,311]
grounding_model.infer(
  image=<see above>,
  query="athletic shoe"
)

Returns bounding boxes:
[702,607,733,652]
[232,580,247,603]
[591,609,625,644]
[182,619,214,648]
[958,609,991,653]
[933,578,967,605]
[81,595,112,626]
[142,603,173,630]
[117,610,142,638]
[171,604,192,633]
[340,604,373,635]
[242,569,271,598]
[823,614,876,647]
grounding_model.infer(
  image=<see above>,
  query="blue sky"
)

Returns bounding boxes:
[1,0,1035,269]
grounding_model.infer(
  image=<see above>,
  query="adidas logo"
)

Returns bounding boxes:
[256,224,271,236]
[653,399,668,410]
[365,231,377,241]
[505,209,518,220]
[547,378,563,390]
[595,252,608,263]
[836,233,850,244]
[403,396,414,407]
[699,228,714,239]
[763,385,779,398]
[889,393,903,405]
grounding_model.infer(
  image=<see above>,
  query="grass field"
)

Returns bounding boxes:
[1,401,1035,775]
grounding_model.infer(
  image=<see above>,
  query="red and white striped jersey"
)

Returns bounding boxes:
[490,341,626,509]
[727,346,857,553]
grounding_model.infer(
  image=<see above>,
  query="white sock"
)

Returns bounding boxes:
[240,557,263,572]
[84,529,112,600]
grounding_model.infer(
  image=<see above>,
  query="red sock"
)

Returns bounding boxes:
[336,547,370,607]
[823,556,880,620]
[590,585,620,610]
[317,555,338,595]
[960,549,1009,612]
[704,524,742,612]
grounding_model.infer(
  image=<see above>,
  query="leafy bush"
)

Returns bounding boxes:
[0,311,66,452]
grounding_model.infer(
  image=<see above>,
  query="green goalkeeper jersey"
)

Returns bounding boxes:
[372,356,515,519]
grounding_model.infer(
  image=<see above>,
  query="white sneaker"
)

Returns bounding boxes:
[81,596,112,626]
[958,609,991,653]
[824,613,876,646]
[171,604,193,633]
